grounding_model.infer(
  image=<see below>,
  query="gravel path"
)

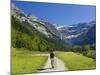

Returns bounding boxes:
[38,54,67,73]
[20,54,68,75]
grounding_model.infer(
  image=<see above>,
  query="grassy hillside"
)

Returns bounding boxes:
[56,52,96,70]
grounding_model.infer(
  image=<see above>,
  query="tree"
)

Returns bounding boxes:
[82,45,90,56]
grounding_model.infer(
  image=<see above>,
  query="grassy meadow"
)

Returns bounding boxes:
[56,52,96,71]
[12,48,48,74]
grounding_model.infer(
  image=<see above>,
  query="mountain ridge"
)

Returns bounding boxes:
[11,3,67,51]
[11,3,96,49]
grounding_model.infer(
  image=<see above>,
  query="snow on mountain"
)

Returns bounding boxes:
[55,21,95,40]
[64,33,83,39]
[56,26,65,30]
[55,21,96,45]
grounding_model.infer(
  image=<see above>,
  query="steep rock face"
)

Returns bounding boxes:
[56,21,96,45]
[11,3,61,39]
[75,25,96,45]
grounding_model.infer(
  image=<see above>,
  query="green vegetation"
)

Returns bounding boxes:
[11,16,66,52]
[12,48,48,56]
[56,52,96,70]
[12,48,48,74]
[69,45,96,59]
[11,16,96,59]
[11,15,67,74]
[11,14,96,74]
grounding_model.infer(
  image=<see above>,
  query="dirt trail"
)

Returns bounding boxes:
[20,54,68,75]
[38,54,67,73]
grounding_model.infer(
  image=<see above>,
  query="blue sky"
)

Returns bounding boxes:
[12,1,96,25]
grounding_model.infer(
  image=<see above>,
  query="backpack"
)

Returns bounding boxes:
[50,52,54,58]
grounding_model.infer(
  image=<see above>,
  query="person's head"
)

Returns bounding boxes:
[49,48,53,53]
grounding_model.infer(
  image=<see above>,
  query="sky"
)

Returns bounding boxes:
[12,1,96,26]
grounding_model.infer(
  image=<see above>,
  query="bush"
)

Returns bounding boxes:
[86,50,96,59]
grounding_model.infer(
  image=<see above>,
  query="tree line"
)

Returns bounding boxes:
[68,44,96,59]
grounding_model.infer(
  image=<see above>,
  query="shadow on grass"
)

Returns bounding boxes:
[38,68,52,71]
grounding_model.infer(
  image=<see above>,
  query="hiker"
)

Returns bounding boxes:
[50,49,55,68]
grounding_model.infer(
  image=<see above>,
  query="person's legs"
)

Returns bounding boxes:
[51,58,54,68]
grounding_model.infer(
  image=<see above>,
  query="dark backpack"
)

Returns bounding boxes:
[50,52,54,58]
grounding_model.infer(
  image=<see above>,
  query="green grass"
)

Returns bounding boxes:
[12,48,48,56]
[12,48,48,74]
[56,52,96,71]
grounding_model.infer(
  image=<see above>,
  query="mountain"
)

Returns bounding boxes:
[56,21,96,45]
[11,3,96,50]
[11,4,60,39]
[11,3,66,51]
[74,24,96,45]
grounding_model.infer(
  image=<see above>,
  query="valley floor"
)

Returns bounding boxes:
[12,48,96,75]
